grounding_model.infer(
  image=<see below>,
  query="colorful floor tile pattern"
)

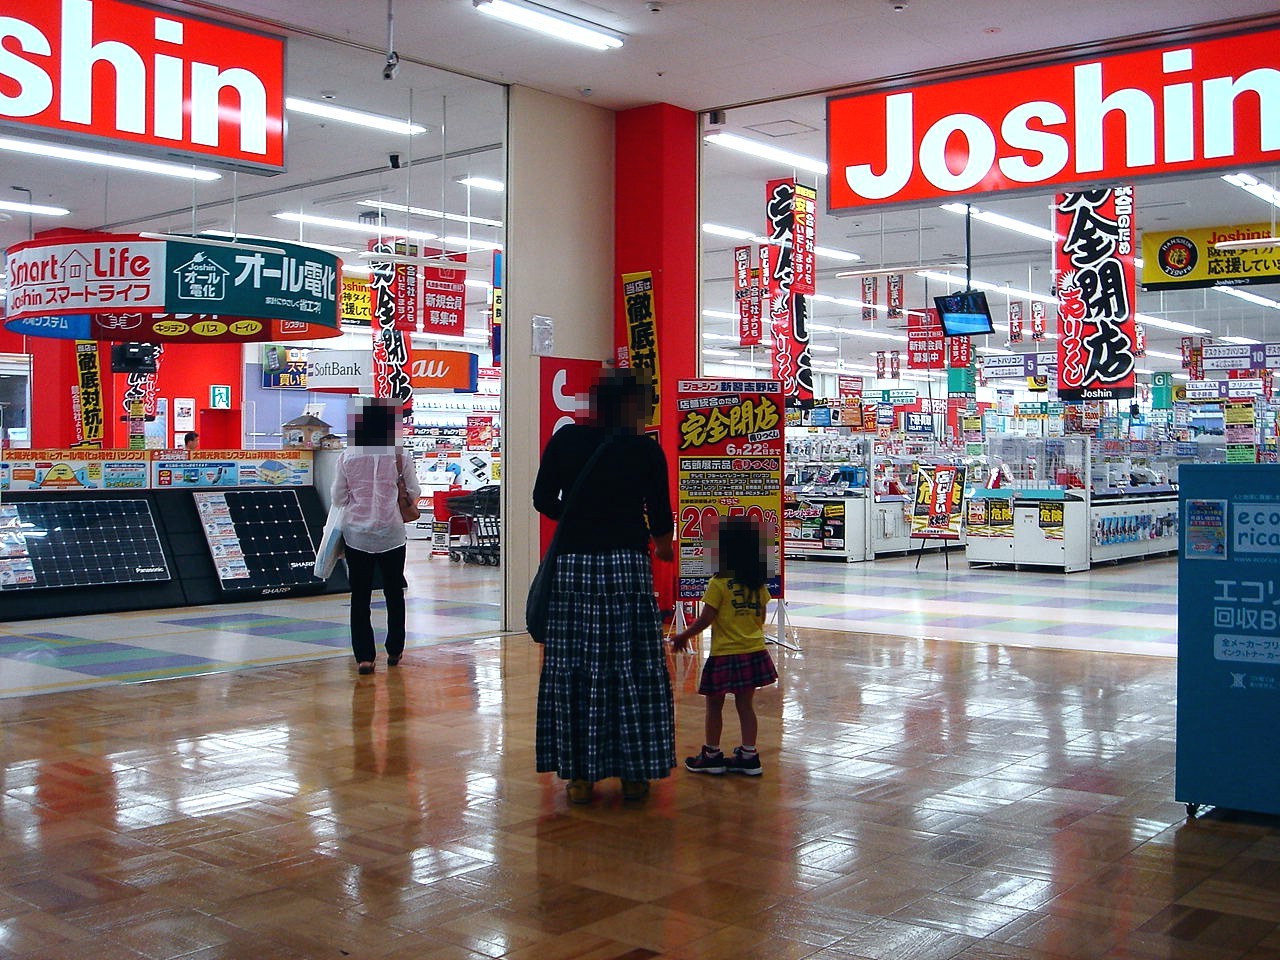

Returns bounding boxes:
[0,548,1178,700]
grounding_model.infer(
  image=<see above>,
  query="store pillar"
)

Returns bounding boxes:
[615,103,699,612]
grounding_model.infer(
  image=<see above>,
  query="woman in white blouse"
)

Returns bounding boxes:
[331,397,421,675]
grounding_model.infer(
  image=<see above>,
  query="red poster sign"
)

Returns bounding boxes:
[909,464,966,541]
[734,245,760,345]
[368,241,412,404]
[418,264,467,336]
[791,183,818,296]
[0,0,287,172]
[537,357,602,549]
[861,276,878,322]
[1135,323,1146,359]
[886,273,904,321]
[828,27,1280,211]
[1009,301,1024,343]
[837,375,864,399]
[907,309,944,370]
[948,334,973,369]
[1031,301,1046,341]
[890,350,901,379]
[1055,186,1137,401]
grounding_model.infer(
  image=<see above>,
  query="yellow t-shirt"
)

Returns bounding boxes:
[704,575,768,656]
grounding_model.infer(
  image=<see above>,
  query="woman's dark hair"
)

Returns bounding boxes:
[590,368,653,431]
[351,397,400,448]
[718,516,768,592]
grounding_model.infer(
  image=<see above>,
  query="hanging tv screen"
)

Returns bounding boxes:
[933,291,995,337]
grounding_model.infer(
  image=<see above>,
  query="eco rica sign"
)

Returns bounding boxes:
[0,0,286,173]
[827,26,1280,210]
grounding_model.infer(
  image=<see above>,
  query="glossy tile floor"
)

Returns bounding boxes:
[4,623,1280,960]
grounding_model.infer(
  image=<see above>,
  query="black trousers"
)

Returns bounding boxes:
[345,544,407,663]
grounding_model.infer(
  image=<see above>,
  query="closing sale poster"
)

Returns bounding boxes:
[675,380,784,600]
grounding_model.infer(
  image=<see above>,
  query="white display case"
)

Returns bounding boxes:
[783,492,872,562]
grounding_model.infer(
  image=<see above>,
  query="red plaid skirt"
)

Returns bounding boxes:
[698,649,778,695]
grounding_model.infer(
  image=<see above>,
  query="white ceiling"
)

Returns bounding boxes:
[2,0,1279,375]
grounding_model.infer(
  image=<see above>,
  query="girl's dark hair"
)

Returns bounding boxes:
[718,516,768,592]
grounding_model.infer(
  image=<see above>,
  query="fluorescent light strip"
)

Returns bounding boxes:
[286,97,426,135]
[939,202,1057,242]
[458,176,504,191]
[703,132,827,175]
[359,199,502,229]
[140,232,284,255]
[203,230,355,254]
[1216,286,1280,309]
[442,235,504,251]
[915,270,1058,306]
[1222,172,1280,209]
[474,0,623,50]
[0,199,69,216]
[701,309,738,320]
[1219,336,1262,344]
[701,224,860,261]
[1214,238,1280,250]
[0,136,220,180]
[702,348,738,358]
[1133,312,1211,334]
[1145,350,1183,361]
[274,211,438,242]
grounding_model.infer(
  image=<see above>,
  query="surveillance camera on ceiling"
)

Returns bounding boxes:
[383,51,400,81]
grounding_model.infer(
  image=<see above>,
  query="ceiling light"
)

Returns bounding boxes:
[285,97,427,135]
[472,0,623,50]
[1222,172,1280,209]
[1219,335,1262,344]
[1145,350,1183,361]
[358,199,502,229]
[360,251,465,267]
[836,262,965,279]
[813,245,862,262]
[140,232,284,254]
[701,224,859,261]
[702,348,738,358]
[465,278,494,290]
[701,309,738,320]
[1134,312,1212,334]
[0,136,221,180]
[915,270,1058,305]
[458,176,504,191]
[1213,237,1280,251]
[809,344,838,353]
[342,264,373,276]
[702,223,755,240]
[1215,286,1280,309]
[703,132,827,175]
[203,230,354,254]
[0,199,69,216]
[274,211,438,241]
[443,236,504,251]
[939,202,1057,242]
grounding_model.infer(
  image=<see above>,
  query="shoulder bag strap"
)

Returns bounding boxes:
[541,436,614,560]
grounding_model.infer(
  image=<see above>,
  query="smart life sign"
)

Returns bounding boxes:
[828,24,1280,210]
[0,0,287,173]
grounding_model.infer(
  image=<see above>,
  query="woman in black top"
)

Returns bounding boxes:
[532,370,676,804]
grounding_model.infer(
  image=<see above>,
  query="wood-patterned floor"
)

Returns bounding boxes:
[1,629,1277,960]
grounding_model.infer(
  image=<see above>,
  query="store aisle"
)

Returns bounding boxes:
[784,553,1179,658]
[0,627,1274,959]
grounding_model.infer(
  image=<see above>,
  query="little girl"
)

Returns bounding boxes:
[671,516,778,776]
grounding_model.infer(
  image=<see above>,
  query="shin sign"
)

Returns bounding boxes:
[0,0,286,173]
[828,26,1280,210]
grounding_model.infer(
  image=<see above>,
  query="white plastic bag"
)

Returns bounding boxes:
[314,505,345,579]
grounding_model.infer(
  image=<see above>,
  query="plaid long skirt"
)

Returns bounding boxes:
[535,549,676,783]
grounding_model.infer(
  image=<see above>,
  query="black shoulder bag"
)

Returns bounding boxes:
[525,438,613,643]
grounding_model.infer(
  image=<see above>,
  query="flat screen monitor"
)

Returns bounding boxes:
[110,342,158,374]
[934,291,995,337]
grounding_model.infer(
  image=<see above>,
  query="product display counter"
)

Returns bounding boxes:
[1089,487,1179,563]
[0,448,345,620]
[784,492,872,562]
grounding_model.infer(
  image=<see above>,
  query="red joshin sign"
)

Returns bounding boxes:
[0,0,287,172]
[1055,187,1137,401]
[828,26,1280,210]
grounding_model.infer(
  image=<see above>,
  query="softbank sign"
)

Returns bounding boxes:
[828,27,1280,210]
[0,0,286,172]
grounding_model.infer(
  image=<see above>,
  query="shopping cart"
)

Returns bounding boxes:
[443,485,501,565]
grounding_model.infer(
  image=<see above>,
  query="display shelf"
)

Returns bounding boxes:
[783,493,871,562]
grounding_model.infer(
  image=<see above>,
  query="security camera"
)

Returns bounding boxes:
[382,51,400,81]
[389,153,402,170]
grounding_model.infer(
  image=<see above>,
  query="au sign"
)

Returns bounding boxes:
[0,0,287,172]
[828,26,1280,209]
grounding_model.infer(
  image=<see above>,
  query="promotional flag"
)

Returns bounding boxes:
[1009,301,1024,343]
[1031,301,1046,341]
[887,273,904,321]
[791,183,818,296]
[948,334,972,369]
[368,240,413,404]
[1055,186,1137,401]
[765,178,813,407]
[621,271,662,425]
[876,351,886,379]
[890,350,901,379]
[1135,323,1146,359]
[907,309,944,369]
[861,276,877,322]
[734,245,761,345]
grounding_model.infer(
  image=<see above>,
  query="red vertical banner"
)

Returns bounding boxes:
[791,183,818,296]
[907,309,944,369]
[886,273,904,321]
[890,350,901,379]
[765,178,813,407]
[419,263,467,336]
[948,334,973,369]
[1055,186,1137,401]
[1031,302,1046,341]
[734,245,760,346]
[368,240,414,404]
[861,276,877,322]
[876,351,886,379]
[1180,335,1193,368]
[118,346,161,420]
[1135,323,1146,359]
[1009,301,1024,343]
